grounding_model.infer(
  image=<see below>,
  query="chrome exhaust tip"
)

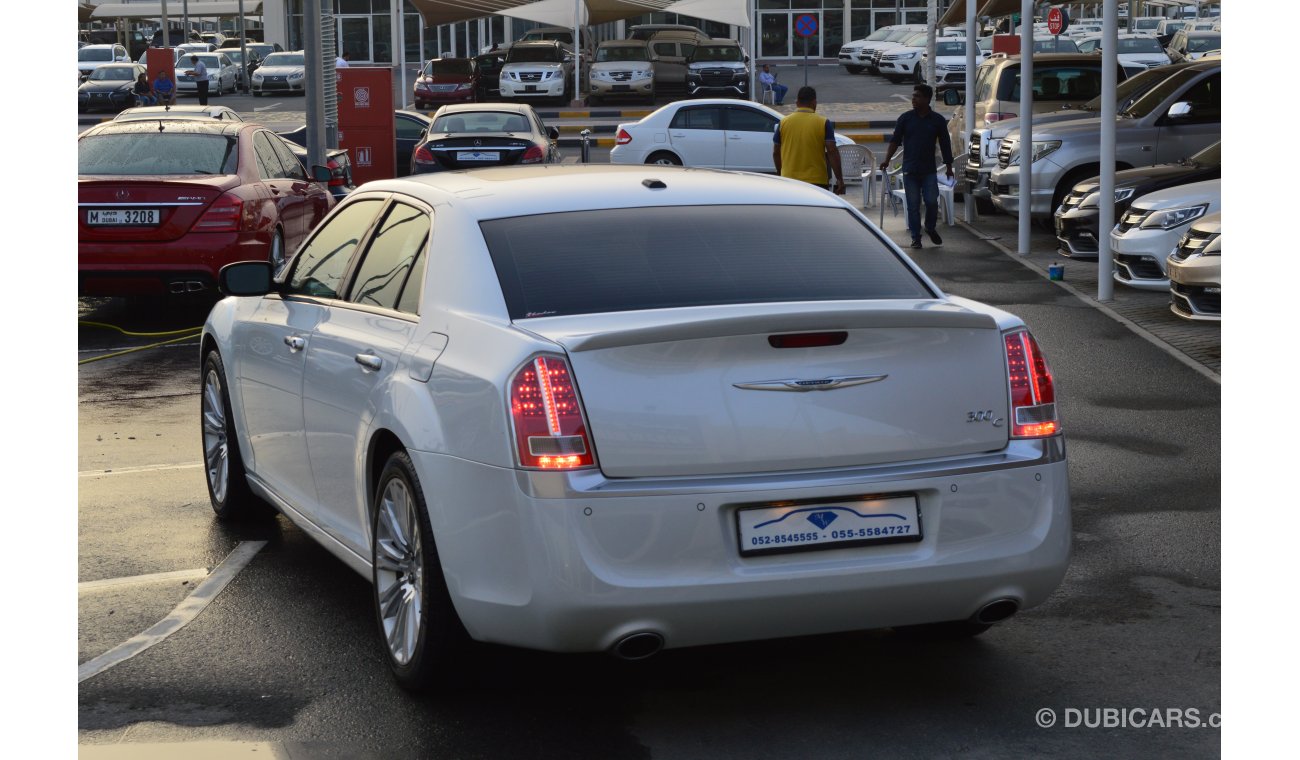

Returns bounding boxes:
[973,598,1020,625]
[169,282,187,294]
[610,632,664,661]
[186,281,207,292]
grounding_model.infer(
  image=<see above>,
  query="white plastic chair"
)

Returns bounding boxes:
[836,143,875,208]
[886,165,956,226]
[760,82,776,105]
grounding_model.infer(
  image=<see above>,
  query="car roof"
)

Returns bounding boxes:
[81,44,120,50]
[432,102,537,116]
[511,40,564,49]
[356,165,841,222]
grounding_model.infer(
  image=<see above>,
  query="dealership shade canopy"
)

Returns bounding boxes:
[91,2,265,18]
[407,0,750,29]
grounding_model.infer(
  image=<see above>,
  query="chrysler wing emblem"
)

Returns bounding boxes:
[732,374,888,392]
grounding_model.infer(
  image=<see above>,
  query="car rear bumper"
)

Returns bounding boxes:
[410,438,1071,653]
[79,232,265,296]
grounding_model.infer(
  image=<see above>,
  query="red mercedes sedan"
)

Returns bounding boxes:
[78,120,334,296]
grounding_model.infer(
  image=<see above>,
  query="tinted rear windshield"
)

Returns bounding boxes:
[482,206,932,319]
[426,59,472,74]
[1117,37,1163,53]
[79,133,238,175]
[1187,35,1220,52]
[80,48,113,61]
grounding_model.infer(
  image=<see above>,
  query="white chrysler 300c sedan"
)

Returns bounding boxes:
[201,165,1070,690]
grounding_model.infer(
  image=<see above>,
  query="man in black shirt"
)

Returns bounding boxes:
[880,84,955,249]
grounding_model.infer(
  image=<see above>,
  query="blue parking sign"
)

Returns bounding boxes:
[795,14,818,38]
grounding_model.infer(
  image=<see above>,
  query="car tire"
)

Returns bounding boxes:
[893,620,992,640]
[201,350,271,521]
[845,65,864,75]
[646,151,682,166]
[268,228,286,272]
[371,450,471,691]
[975,196,997,214]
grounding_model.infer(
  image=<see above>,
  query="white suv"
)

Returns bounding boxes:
[838,25,926,75]
[500,41,574,102]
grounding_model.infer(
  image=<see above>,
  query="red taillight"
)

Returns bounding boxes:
[193,192,244,232]
[413,145,436,165]
[985,112,1017,124]
[327,158,346,187]
[615,128,632,145]
[1004,330,1059,438]
[510,355,594,470]
[520,145,545,164]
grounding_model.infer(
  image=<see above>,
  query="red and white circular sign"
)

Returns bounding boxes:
[1047,7,1069,35]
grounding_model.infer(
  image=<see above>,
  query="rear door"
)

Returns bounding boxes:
[667,105,725,167]
[723,104,779,172]
[267,132,331,246]
[301,199,430,549]
[252,130,301,241]
[394,112,428,177]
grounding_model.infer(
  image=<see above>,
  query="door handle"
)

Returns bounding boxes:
[355,353,383,371]
[728,135,742,140]
[283,335,306,351]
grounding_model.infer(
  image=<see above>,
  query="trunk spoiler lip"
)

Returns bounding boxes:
[513,300,1000,353]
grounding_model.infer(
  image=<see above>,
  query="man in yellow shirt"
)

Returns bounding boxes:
[772,86,845,194]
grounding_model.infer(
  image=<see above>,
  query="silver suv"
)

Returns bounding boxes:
[989,60,1220,218]
[960,61,1199,212]
[589,40,654,105]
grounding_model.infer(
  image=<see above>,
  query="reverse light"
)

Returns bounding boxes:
[510,355,595,470]
[193,193,244,232]
[1003,330,1059,438]
[615,128,632,145]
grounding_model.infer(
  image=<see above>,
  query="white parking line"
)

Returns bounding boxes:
[79,568,210,593]
[254,101,284,110]
[79,462,203,478]
[78,541,267,684]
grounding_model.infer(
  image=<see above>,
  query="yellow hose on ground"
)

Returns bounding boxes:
[78,321,204,365]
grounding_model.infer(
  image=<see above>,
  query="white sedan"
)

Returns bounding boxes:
[176,52,239,96]
[252,51,307,96]
[201,164,1070,690]
[610,99,855,172]
[1111,178,1221,291]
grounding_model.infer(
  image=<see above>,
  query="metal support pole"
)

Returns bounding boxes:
[183,0,190,42]
[581,129,591,163]
[1017,0,1034,255]
[238,0,248,92]
[964,0,976,222]
[391,0,402,105]
[574,0,583,104]
[304,0,326,171]
[162,0,170,47]
[924,0,936,89]
[1098,0,1118,301]
[749,0,757,102]
[399,6,408,109]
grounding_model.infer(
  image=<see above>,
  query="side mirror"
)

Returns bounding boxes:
[218,261,275,296]
[943,89,964,106]
[547,126,560,140]
[744,55,751,64]
[1167,101,1192,118]
[311,164,333,182]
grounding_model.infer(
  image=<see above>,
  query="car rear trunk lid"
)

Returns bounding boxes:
[521,303,1011,478]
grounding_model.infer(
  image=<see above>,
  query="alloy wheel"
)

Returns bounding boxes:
[374,477,424,666]
[201,368,229,504]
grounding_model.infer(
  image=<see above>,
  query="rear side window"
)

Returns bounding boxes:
[347,202,430,312]
[78,133,238,175]
[670,107,722,130]
[998,65,1103,101]
[481,206,933,320]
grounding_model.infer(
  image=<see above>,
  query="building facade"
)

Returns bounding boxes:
[263,0,949,63]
